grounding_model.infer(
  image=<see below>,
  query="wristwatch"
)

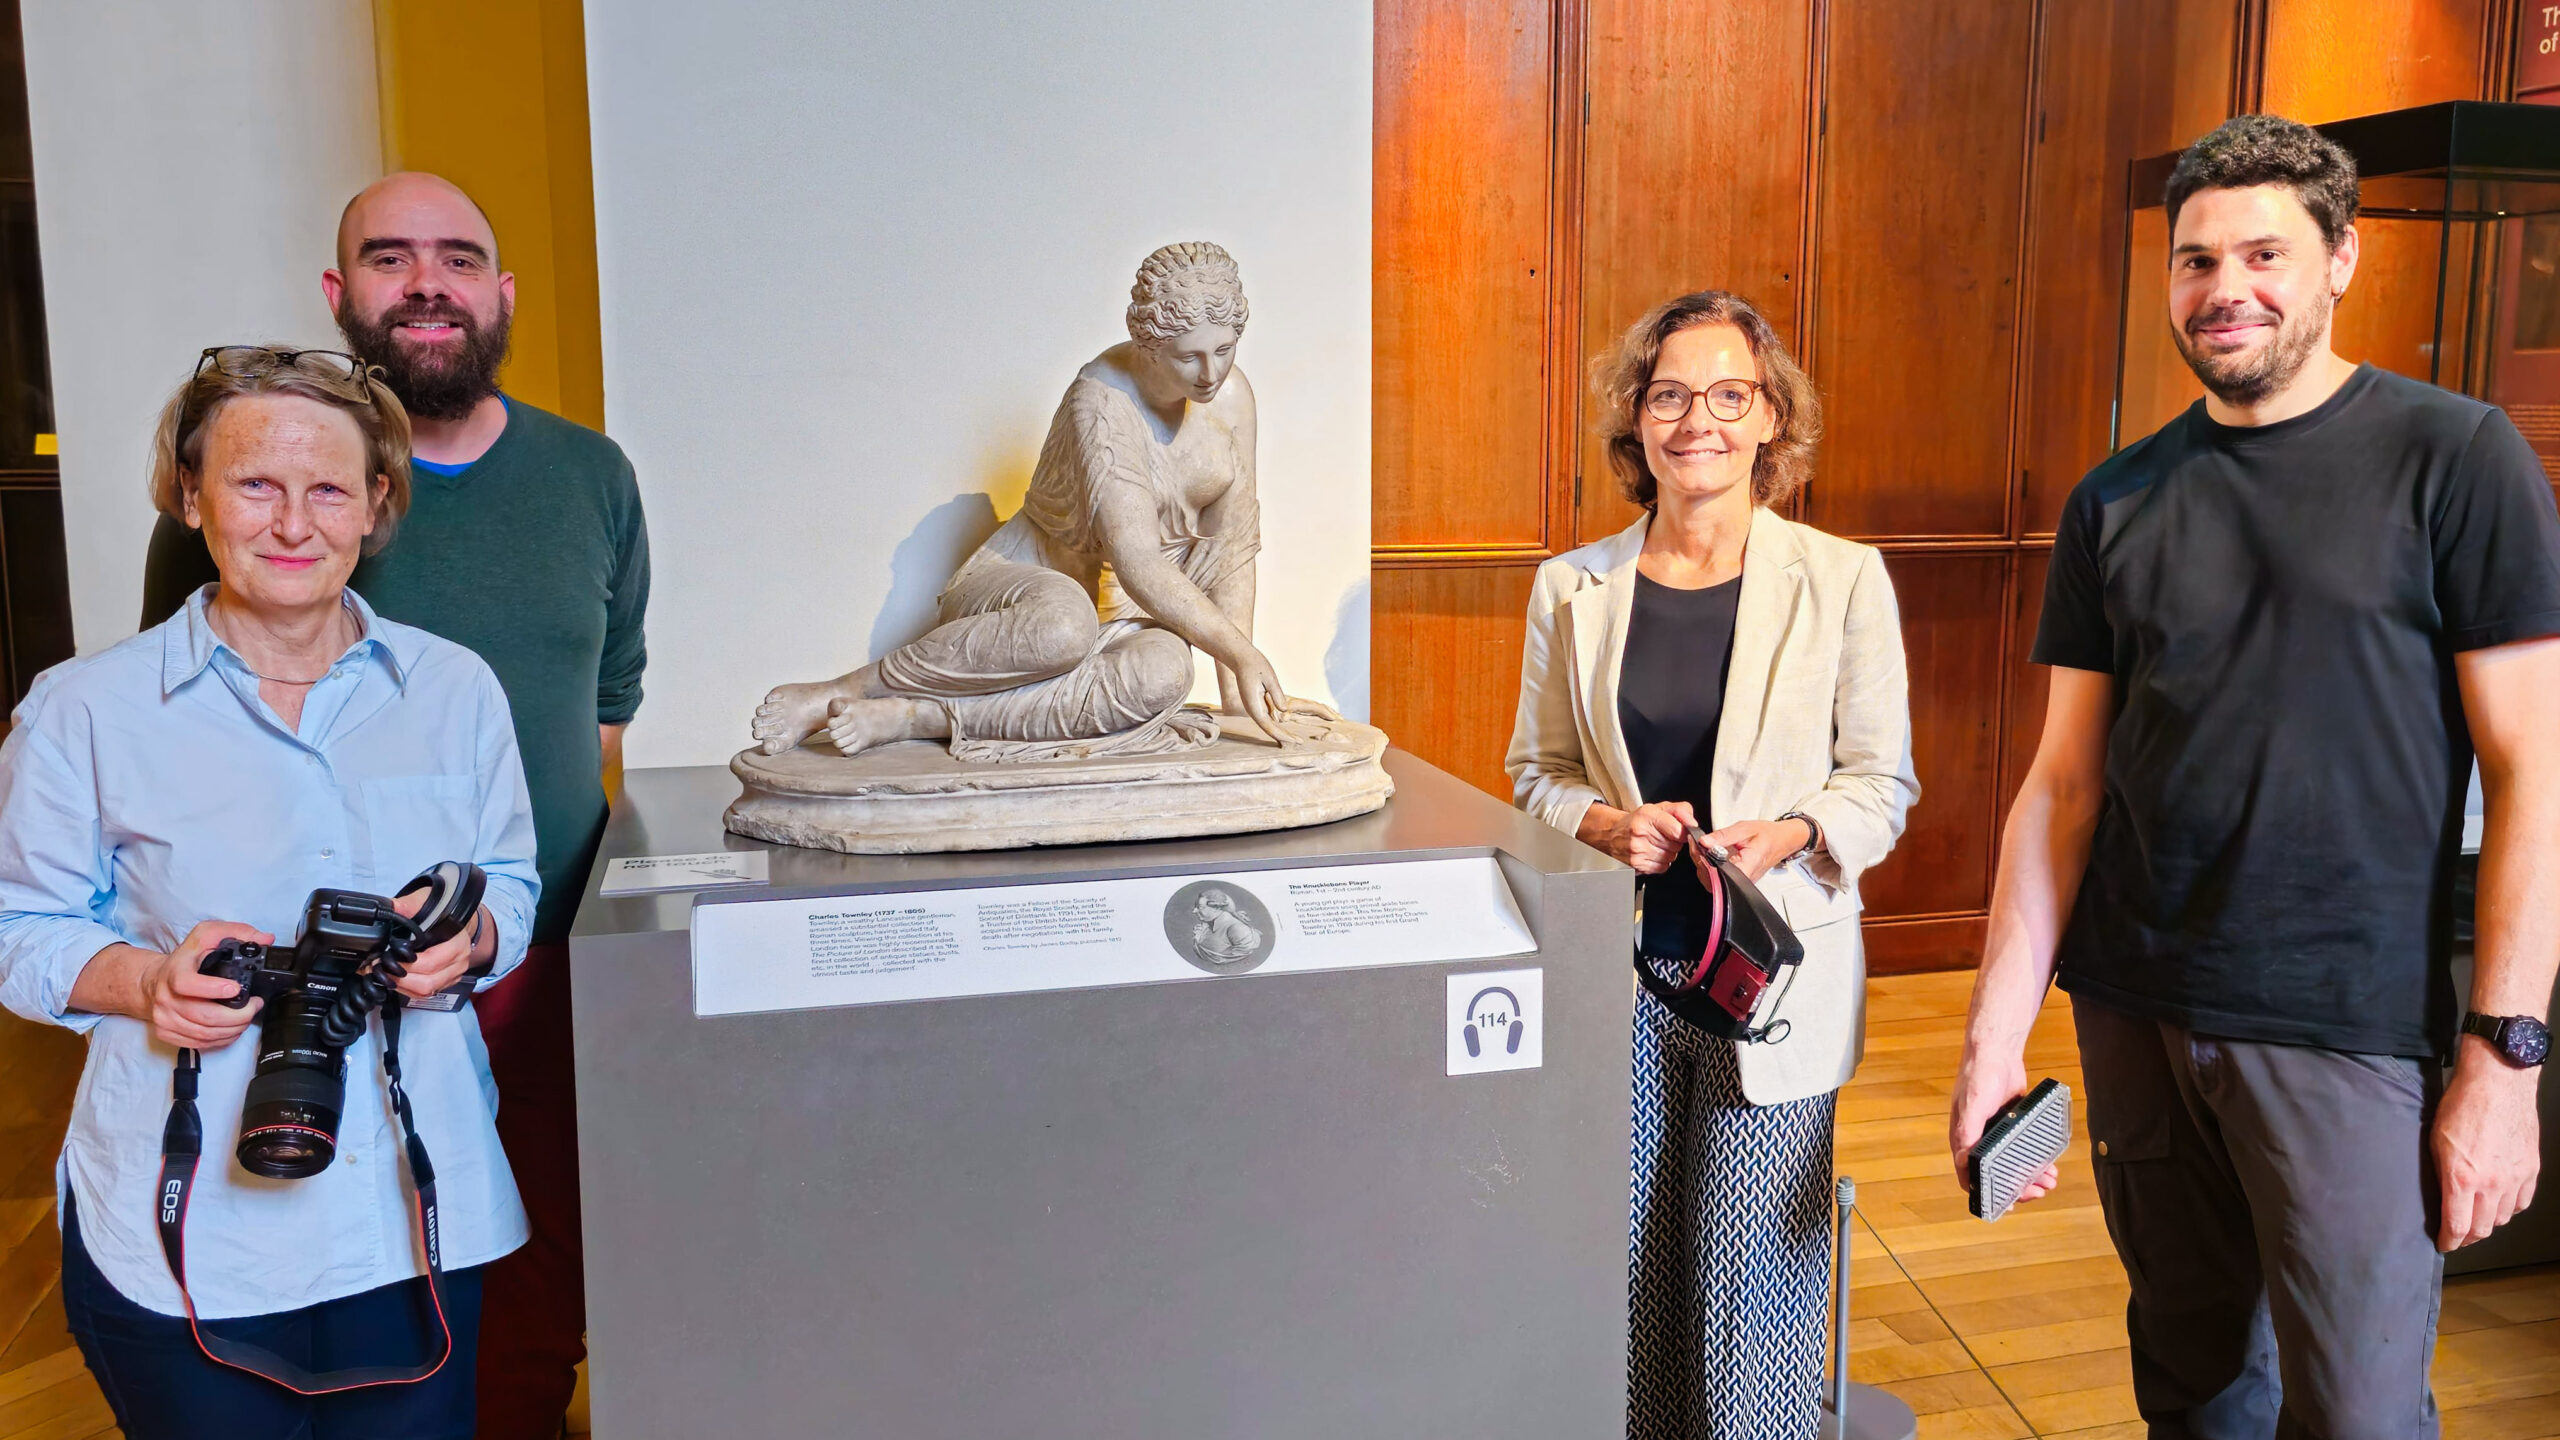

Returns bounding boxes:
[462,909,497,980]
[2462,1012,2552,1068]
[1776,810,1824,862]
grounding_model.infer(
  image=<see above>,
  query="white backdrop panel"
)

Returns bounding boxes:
[24,0,380,654]
[584,2,1372,769]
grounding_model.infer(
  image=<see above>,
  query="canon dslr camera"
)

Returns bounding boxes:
[196,861,486,1180]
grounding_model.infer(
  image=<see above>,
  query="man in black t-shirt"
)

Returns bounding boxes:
[1952,115,2560,1436]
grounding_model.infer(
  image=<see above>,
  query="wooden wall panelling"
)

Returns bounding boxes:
[2260,0,2497,123]
[1864,915,1989,975]
[2235,0,2271,112]
[2019,0,2130,538]
[1999,547,2052,827]
[1374,0,1560,554]
[1368,565,1539,798]
[2116,205,2209,449]
[2247,0,2505,405]
[1856,549,2009,922]
[2335,217,2477,385]
[2486,0,2524,97]
[2233,0,2504,497]
[1803,0,2036,541]
[1573,0,1816,548]
[2172,0,2250,142]
[1376,0,2258,969]
[1542,3,1588,563]
[1373,0,1576,791]
[2019,0,2243,536]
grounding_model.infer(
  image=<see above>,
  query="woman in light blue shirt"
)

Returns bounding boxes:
[0,347,540,1440]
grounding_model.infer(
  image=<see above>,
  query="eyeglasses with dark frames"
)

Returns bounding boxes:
[193,345,372,385]
[182,346,387,432]
[1643,377,1764,425]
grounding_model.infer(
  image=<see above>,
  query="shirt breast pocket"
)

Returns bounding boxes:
[358,774,481,883]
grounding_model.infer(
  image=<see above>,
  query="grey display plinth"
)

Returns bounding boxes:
[569,752,1634,1440]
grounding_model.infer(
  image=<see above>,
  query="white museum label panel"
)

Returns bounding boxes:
[600,850,773,896]
[689,857,1534,1017]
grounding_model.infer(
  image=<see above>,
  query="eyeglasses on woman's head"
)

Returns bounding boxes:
[194,345,373,387]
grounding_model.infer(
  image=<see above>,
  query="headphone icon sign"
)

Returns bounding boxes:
[1463,986,1526,1058]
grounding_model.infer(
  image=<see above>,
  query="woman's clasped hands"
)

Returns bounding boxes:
[1585,800,1696,874]
[1584,800,1811,882]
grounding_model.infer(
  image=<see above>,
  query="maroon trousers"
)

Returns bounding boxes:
[473,941,585,1440]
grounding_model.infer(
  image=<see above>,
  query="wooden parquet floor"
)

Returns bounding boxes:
[3,973,2554,1439]
[1841,972,2560,1440]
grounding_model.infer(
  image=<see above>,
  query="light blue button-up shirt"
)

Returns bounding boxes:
[0,587,539,1319]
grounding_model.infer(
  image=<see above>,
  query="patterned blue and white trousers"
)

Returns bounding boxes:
[1628,988,1837,1440]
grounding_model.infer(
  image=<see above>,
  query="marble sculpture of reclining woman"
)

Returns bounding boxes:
[751,242,1332,764]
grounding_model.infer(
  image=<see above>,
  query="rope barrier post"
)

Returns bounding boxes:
[1821,1173,1919,1440]
[1832,1175,1854,1419]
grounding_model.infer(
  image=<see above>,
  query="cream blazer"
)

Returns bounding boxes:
[1504,508,1920,1105]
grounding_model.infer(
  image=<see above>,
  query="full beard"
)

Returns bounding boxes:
[339,297,513,422]
[2172,288,2331,408]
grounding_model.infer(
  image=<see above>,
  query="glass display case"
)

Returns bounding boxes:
[2114,101,2560,491]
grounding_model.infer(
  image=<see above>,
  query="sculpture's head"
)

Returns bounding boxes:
[1126,242,1249,408]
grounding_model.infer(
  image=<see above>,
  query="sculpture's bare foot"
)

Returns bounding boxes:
[825,697,949,758]
[753,679,860,755]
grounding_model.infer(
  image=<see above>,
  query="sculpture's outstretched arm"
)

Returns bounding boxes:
[1092,479,1291,744]
[1198,372,1260,705]
[1092,477,1252,661]
[1208,558,1257,713]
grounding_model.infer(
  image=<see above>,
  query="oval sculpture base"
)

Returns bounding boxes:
[725,713,1395,854]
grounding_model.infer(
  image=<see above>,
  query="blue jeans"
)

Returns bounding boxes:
[60,1196,484,1440]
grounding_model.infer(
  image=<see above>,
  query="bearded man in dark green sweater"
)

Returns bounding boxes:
[141,172,649,1440]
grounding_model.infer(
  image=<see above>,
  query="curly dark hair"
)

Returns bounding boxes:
[2164,114,2360,250]
[1594,290,1820,510]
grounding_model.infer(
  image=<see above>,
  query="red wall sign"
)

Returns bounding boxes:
[2523,1,2560,101]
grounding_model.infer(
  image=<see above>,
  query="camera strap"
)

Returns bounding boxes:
[156,1003,456,1392]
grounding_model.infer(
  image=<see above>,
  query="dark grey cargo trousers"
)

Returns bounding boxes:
[2070,996,2444,1440]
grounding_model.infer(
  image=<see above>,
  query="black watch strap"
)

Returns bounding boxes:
[2463,1012,2551,1068]
[462,909,496,979]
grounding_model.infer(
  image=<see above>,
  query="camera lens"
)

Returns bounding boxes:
[237,1055,344,1179]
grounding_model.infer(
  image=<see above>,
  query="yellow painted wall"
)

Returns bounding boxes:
[370,0,604,430]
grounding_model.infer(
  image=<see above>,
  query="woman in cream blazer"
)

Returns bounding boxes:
[1506,291,1917,1439]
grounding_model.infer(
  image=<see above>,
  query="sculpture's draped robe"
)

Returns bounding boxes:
[874,370,1260,760]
